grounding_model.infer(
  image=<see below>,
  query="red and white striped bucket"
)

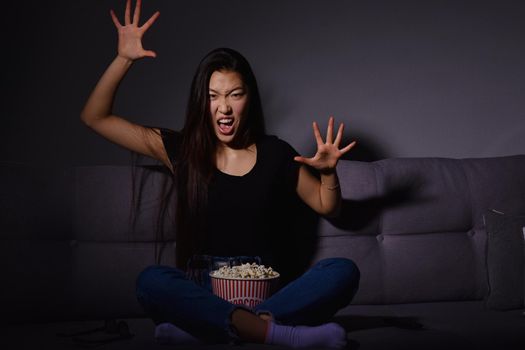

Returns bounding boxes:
[210,274,280,308]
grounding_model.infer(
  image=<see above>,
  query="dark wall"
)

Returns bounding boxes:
[4,0,525,166]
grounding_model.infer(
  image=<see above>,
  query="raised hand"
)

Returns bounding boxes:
[110,0,160,61]
[294,116,356,174]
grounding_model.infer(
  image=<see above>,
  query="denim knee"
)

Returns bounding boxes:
[136,264,185,296]
[315,257,360,293]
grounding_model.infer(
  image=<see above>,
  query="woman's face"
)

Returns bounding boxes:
[209,70,249,145]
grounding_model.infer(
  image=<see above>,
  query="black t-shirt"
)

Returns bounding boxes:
[160,129,301,264]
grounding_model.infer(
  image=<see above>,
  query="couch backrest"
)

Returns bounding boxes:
[314,155,525,304]
[2,155,524,323]
[0,164,174,324]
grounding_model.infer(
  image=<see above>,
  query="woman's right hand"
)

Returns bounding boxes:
[110,0,160,61]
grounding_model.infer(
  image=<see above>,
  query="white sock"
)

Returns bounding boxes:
[265,321,347,349]
[154,322,202,345]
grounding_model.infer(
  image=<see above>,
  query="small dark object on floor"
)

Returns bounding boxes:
[57,319,134,347]
[382,316,424,330]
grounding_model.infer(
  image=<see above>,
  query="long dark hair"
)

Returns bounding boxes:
[174,47,266,268]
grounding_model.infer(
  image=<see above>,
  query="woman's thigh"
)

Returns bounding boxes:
[254,257,360,325]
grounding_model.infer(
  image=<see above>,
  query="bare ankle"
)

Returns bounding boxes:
[258,313,273,322]
[231,309,268,343]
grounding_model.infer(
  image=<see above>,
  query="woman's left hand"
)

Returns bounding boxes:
[294,116,356,174]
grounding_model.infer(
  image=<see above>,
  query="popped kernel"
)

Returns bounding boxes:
[210,263,279,279]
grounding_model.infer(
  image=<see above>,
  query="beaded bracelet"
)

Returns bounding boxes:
[321,182,340,191]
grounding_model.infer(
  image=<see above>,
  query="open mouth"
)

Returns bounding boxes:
[217,117,235,135]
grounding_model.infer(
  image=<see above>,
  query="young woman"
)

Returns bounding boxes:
[81,0,360,348]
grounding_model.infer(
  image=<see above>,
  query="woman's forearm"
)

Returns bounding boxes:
[319,172,342,217]
[294,116,355,217]
[80,55,133,126]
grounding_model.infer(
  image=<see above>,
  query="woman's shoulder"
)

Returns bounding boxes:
[159,127,180,139]
[158,128,182,163]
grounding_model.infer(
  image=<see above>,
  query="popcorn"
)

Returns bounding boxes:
[210,262,279,279]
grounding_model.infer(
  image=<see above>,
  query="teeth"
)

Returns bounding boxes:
[218,118,233,125]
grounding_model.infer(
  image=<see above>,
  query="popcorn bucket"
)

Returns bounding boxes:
[210,274,280,308]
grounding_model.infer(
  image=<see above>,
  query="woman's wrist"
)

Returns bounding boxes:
[320,172,340,191]
[321,181,340,191]
[115,54,134,67]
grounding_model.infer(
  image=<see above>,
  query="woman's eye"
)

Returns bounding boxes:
[209,94,217,99]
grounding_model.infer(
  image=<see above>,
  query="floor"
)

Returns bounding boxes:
[2,301,524,350]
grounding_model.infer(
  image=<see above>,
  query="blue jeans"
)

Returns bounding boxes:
[136,257,360,343]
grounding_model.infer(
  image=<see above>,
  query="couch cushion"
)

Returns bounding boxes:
[70,166,178,320]
[376,158,472,235]
[74,165,175,242]
[462,155,525,228]
[313,234,384,304]
[484,209,525,310]
[69,241,175,320]
[318,155,525,304]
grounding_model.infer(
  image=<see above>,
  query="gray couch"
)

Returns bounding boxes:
[1,155,525,350]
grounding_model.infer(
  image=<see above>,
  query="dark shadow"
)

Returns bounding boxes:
[346,338,361,350]
[271,163,433,286]
[335,314,425,332]
[299,129,389,163]
[327,178,431,231]
[339,130,390,162]
[271,194,320,288]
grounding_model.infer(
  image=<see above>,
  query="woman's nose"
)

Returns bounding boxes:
[218,100,231,114]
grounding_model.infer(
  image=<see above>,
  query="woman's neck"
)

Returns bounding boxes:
[216,143,257,176]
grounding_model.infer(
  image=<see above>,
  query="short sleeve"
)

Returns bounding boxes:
[275,137,301,191]
[159,128,180,166]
